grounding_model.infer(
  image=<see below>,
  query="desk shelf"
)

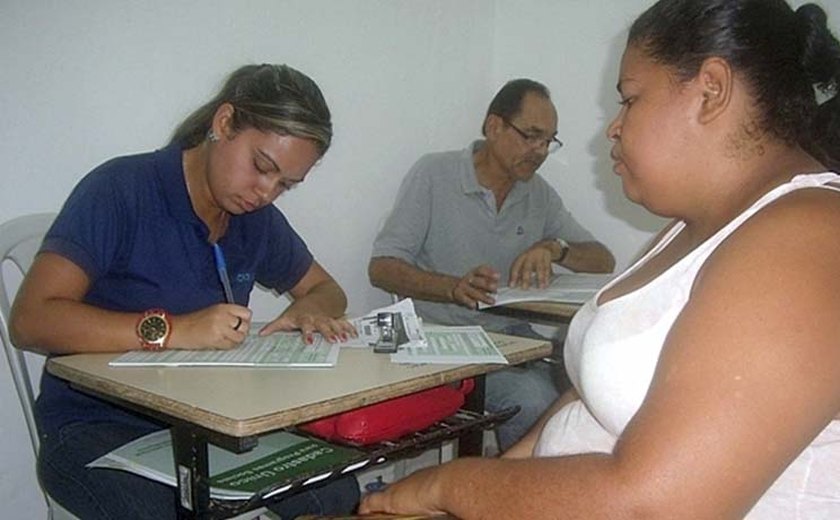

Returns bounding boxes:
[209,406,518,519]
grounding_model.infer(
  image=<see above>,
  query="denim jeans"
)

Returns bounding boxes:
[485,323,564,451]
[37,418,359,519]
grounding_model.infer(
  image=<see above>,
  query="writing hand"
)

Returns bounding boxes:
[449,265,500,309]
[169,304,251,350]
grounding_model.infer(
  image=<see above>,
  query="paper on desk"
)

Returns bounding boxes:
[390,325,508,365]
[341,298,428,349]
[87,428,364,501]
[110,331,340,368]
[477,273,614,309]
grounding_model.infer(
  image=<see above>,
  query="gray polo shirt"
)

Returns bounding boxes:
[371,140,596,332]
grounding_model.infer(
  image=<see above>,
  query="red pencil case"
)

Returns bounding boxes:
[299,379,475,445]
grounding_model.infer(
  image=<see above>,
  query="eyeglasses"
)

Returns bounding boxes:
[503,118,563,154]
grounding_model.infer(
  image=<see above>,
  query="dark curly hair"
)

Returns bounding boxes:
[629,0,840,170]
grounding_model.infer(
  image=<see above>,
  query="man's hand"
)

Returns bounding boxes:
[509,241,556,289]
[449,265,500,309]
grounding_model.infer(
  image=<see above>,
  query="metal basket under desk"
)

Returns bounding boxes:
[210,406,519,519]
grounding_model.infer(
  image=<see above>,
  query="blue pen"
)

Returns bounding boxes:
[212,243,235,304]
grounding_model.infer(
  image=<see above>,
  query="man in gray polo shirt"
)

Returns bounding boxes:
[368,79,614,450]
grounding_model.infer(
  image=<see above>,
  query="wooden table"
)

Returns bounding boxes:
[47,333,550,519]
[483,300,582,326]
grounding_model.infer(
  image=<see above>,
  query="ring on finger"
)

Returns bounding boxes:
[233,317,242,331]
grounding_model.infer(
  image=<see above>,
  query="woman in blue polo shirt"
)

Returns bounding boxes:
[11,64,360,519]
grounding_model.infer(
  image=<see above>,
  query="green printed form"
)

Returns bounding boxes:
[110,332,340,367]
[211,440,360,494]
[87,429,364,500]
[390,326,509,365]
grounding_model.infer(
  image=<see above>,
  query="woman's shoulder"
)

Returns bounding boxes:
[79,148,171,192]
[700,180,840,297]
[749,180,840,236]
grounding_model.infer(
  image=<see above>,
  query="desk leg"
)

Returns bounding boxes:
[459,374,486,456]
[172,424,211,519]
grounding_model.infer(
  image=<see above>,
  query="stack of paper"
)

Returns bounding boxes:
[342,298,428,349]
[478,273,614,309]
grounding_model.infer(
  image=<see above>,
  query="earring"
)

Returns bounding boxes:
[207,130,220,143]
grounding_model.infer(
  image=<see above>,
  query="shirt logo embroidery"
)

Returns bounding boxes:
[516,226,525,235]
[234,272,254,283]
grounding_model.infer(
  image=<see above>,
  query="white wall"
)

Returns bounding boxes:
[2,0,838,518]
[493,0,669,265]
[1,1,494,515]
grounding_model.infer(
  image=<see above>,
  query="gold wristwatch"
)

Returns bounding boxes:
[136,308,171,351]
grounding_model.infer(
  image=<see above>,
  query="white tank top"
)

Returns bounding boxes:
[534,172,840,518]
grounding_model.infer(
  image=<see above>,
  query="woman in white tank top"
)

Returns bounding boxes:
[361,1,840,518]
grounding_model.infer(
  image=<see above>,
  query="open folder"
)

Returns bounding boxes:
[87,429,364,501]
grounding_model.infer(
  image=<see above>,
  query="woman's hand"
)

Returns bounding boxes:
[260,313,357,343]
[169,304,252,350]
[359,464,449,517]
[265,260,355,343]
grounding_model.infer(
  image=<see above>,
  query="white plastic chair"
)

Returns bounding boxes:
[0,212,80,519]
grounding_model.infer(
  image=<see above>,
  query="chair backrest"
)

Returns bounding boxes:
[1,213,56,455]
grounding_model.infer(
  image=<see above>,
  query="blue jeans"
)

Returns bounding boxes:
[37,418,359,519]
[486,323,563,451]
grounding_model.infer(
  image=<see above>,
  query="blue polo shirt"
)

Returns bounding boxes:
[35,145,313,433]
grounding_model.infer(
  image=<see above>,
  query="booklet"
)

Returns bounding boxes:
[110,331,341,368]
[87,429,366,501]
[477,273,614,309]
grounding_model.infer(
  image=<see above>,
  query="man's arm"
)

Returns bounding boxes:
[554,239,615,273]
[369,256,499,309]
[509,239,615,289]
[540,180,616,274]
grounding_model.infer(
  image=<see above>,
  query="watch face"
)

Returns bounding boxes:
[140,315,168,342]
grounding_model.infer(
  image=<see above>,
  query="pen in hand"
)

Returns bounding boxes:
[212,243,236,304]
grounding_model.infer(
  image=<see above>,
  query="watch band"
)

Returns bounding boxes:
[136,308,171,351]
[554,238,570,264]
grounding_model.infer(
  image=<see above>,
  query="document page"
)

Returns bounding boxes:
[110,331,340,368]
[390,325,508,365]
